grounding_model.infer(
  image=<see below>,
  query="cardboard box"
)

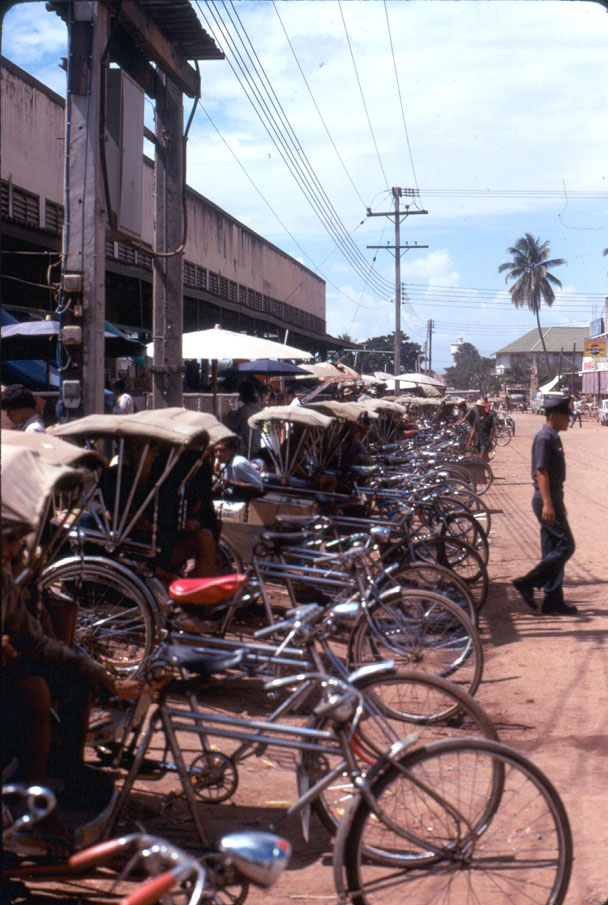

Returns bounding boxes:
[247,493,317,527]
[214,500,247,523]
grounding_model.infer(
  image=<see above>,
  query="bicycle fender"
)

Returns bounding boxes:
[347,661,396,687]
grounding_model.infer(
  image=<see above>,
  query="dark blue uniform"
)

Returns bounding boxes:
[526,423,575,610]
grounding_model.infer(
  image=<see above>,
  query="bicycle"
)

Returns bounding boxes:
[3,783,291,904]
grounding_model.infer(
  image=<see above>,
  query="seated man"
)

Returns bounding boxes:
[214,436,265,500]
[1,528,122,815]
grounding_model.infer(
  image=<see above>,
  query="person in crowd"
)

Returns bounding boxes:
[112,379,135,415]
[1,384,46,432]
[1,527,124,815]
[512,396,578,616]
[455,398,480,449]
[214,436,264,500]
[285,382,303,407]
[473,400,496,461]
[225,382,262,456]
[570,395,583,428]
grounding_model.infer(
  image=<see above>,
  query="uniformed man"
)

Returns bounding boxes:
[512,396,577,615]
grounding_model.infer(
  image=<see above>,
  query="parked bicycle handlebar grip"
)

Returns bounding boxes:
[121,870,178,905]
[68,837,128,869]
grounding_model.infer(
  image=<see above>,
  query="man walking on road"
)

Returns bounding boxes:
[512,396,578,615]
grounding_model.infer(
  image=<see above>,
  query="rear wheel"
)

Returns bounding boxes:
[348,589,483,698]
[40,557,157,677]
[307,669,498,836]
[410,535,489,609]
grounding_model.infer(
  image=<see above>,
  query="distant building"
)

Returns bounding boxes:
[494,326,587,384]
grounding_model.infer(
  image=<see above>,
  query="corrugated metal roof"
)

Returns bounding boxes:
[495,326,589,356]
[136,1,223,60]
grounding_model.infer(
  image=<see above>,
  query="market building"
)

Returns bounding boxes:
[494,326,588,393]
[1,55,339,388]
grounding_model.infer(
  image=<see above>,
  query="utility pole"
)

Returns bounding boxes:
[427,318,433,375]
[367,188,428,394]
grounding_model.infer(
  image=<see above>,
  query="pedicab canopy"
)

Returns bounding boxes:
[307,400,379,423]
[1,442,83,534]
[247,406,334,430]
[358,399,407,416]
[50,408,225,451]
[1,429,107,470]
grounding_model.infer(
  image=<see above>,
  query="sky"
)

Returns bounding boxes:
[2,0,608,372]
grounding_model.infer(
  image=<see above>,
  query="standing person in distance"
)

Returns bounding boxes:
[570,395,583,429]
[112,379,135,415]
[512,396,578,616]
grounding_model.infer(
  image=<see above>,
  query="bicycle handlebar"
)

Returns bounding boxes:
[121,870,179,905]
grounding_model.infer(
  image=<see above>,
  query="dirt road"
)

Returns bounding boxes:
[241,413,608,904]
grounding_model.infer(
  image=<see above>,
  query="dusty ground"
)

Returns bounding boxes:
[238,413,608,905]
[21,413,608,904]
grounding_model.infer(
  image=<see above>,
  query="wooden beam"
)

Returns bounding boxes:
[116,0,199,98]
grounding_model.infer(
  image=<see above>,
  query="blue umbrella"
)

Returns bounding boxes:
[230,359,307,376]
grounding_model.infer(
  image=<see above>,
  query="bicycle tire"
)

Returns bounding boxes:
[440,511,489,565]
[306,670,498,837]
[457,456,494,495]
[348,589,484,698]
[390,561,478,623]
[342,737,572,905]
[410,535,489,609]
[39,557,158,677]
[216,536,244,575]
[495,425,512,447]
[436,489,492,536]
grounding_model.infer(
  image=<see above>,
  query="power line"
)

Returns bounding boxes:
[338,0,390,192]
[417,188,608,199]
[272,1,367,210]
[197,99,392,315]
[197,0,394,297]
[384,0,419,195]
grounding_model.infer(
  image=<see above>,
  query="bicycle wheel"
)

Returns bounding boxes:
[306,670,498,836]
[440,511,489,565]
[458,457,494,495]
[495,425,512,447]
[411,535,489,609]
[348,590,484,698]
[391,561,478,623]
[342,738,572,905]
[39,556,157,677]
[216,536,244,575]
[439,489,491,536]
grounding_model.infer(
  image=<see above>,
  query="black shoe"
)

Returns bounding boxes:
[542,601,579,615]
[512,577,537,611]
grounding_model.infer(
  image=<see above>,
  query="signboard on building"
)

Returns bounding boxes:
[589,318,605,338]
[584,339,606,358]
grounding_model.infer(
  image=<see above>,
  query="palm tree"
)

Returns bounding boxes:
[498,233,566,377]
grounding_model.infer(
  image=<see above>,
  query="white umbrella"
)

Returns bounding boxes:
[146,324,312,361]
[374,370,444,388]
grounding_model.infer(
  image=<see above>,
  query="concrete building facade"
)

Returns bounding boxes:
[1,56,332,357]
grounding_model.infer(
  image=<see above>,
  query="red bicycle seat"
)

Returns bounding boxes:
[169,574,247,606]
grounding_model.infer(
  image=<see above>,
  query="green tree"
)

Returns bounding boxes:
[498,233,566,377]
[444,342,496,394]
[357,332,422,375]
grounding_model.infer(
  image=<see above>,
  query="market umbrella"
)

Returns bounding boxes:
[146,324,312,362]
[230,359,308,376]
[1,320,144,360]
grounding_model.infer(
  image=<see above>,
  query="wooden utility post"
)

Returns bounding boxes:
[62,1,109,416]
[367,188,428,394]
[152,73,184,409]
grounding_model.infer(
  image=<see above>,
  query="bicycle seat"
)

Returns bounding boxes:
[161,644,245,677]
[169,574,247,606]
[261,531,308,549]
[274,514,321,529]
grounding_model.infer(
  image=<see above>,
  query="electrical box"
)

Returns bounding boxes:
[60,325,82,345]
[62,380,81,409]
[62,273,82,293]
[105,69,144,239]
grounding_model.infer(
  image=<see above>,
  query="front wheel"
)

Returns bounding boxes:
[341,737,572,905]
[39,557,158,677]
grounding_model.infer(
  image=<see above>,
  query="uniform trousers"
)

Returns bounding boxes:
[524,491,575,607]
